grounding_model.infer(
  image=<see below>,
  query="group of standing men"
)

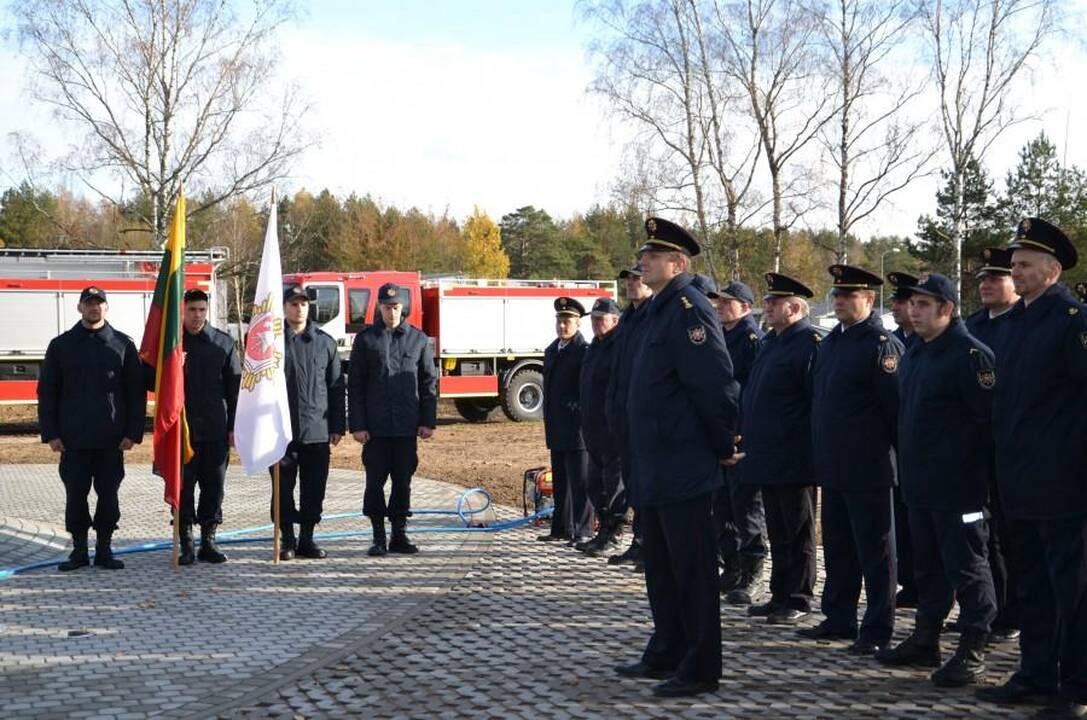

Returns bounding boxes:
[38,281,437,570]
[539,216,1087,717]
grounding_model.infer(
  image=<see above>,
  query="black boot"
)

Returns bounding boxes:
[368,516,388,557]
[608,541,641,566]
[178,523,195,566]
[93,531,124,570]
[719,554,742,594]
[389,517,419,555]
[279,524,296,561]
[875,616,942,667]
[726,556,766,605]
[296,523,327,559]
[58,532,90,572]
[197,525,227,563]
[580,519,623,557]
[931,628,987,687]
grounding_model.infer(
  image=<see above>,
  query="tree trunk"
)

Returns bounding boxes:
[771,166,783,272]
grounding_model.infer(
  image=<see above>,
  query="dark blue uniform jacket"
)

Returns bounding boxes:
[182,324,241,443]
[543,332,587,451]
[348,319,437,438]
[284,321,345,443]
[579,327,618,455]
[605,301,649,453]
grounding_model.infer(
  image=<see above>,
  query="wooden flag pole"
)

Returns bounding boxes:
[172,505,181,569]
[273,463,281,564]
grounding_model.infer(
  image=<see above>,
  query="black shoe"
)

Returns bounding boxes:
[93,532,124,570]
[719,555,741,594]
[615,661,674,680]
[767,608,810,625]
[931,630,987,687]
[178,523,195,566]
[848,639,884,655]
[389,518,419,555]
[748,601,780,618]
[975,677,1057,705]
[537,533,568,542]
[896,589,919,609]
[296,524,327,559]
[608,543,641,566]
[59,533,90,572]
[652,677,719,698]
[580,522,622,557]
[278,524,296,561]
[632,560,645,574]
[875,622,942,667]
[197,525,227,563]
[368,516,388,557]
[988,627,1021,644]
[726,556,766,605]
[1035,700,1087,718]
[368,540,388,557]
[797,621,856,641]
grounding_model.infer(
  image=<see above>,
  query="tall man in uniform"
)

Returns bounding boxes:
[539,297,593,543]
[38,286,146,571]
[875,274,998,688]
[174,289,240,565]
[615,218,740,698]
[576,297,626,556]
[965,247,1021,644]
[605,265,653,568]
[272,285,345,560]
[350,283,437,557]
[707,280,767,605]
[741,273,821,625]
[977,219,1087,719]
[801,265,902,655]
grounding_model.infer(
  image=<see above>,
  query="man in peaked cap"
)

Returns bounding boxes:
[38,286,146,571]
[539,296,593,543]
[606,264,654,570]
[977,219,1087,717]
[707,279,768,607]
[615,218,740,697]
[964,246,1021,645]
[875,273,998,689]
[886,271,920,352]
[740,273,821,625]
[801,265,902,655]
[576,296,627,556]
[350,282,437,557]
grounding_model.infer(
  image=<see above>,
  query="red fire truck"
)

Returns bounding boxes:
[281,272,615,422]
[0,247,229,405]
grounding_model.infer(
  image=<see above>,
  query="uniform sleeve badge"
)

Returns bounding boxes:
[881,354,898,373]
[688,325,706,345]
[977,368,995,388]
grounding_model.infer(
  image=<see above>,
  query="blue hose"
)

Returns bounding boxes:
[0,487,552,580]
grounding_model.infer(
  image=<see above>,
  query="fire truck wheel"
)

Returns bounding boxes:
[453,398,499,423]
[502,368,544,422]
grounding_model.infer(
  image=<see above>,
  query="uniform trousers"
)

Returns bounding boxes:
[60,448,124,534]
[586,449,625,524]
[269,441,330,526]
[762,484,817,611]
[713,467,767,561]
[548,449,592,539]
[363,436,418,519]
[182,440,228,527]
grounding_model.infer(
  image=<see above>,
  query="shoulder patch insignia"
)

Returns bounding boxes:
[881,354,898,374]
[977,368,995,389]
[680,296,693,310]
[879,335,887,342]
[749,332,758,342]
[1070,307,1079,316]
[688,325,706,345]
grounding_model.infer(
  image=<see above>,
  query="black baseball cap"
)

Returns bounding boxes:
[80,286,107,303]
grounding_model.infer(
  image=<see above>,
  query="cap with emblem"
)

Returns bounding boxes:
[690,274,718,298]
[79,286,108,303]
[763,272,814,299]
[377,282,403,305]
[554,296,587,318]
[828,264,883,293]
[590,297,621,316]
[907,272,957,305]
[617,264,643,279]
[886,271,919,301]
[283,285,309,304]
[183,288,209,303]
[713,280,755,305]
[638,217,701,257]
[1008,217,1078,270]
[977,247,1013,277]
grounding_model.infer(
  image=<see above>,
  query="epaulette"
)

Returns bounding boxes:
[749,332,759,342]
[812,332,822,343]
[679,295,693,310]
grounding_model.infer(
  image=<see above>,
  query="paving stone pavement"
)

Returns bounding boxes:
[2,464,1038,719]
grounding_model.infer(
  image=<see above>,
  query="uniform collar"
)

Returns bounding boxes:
[726,313,759,335]
[375,317,407,335]
[286,320,316,341]
[918,317,966,353]
[1020,282,1076,314]
[185,323,213,342]
[775,317,811,340]
[647,272,692,315]
[74,320,114,342]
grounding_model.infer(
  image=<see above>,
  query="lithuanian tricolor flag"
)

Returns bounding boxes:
[139,191,193,509]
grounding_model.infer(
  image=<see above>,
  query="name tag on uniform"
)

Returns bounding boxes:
[961,511,986,524]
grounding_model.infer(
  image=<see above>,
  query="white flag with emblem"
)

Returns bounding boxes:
[233,197,292,474]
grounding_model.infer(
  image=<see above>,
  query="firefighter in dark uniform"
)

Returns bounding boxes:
[965,247,1021,644]
[977,219,1087,718]
[538,297,593,542]
[875,273,998,688]
[605,265,653,568]
[615,218,740,698]
[349,282,437,557]
[800,265,902,655]
[576,296,626,556]
[886,271,919,609]
[741,273,820,625]
[271,285,345,560]
[175,289,240,565]
[707,280,767,606]
[38,286,146,571]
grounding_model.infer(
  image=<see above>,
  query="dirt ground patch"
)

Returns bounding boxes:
[0,402,548,509]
